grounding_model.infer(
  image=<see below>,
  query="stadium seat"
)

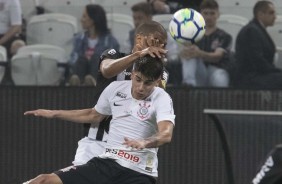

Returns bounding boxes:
[97,0,144,15]
[11,52,39,85]
[152,14,173,31]
[0,46,7,83]
[21,0,38,21]
[26,13,78,56]
[268,15,282,48]
[11,52,62,86]
[217,0,255,19]
[37,0,93,31]
[17,44,69,81]
[217,14,249,51]
[216,0,256,7]
[106,13,134,53]
[17,44,68,63]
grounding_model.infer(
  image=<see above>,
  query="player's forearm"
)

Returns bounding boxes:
[143,131,173,148]
[101,52,141,78]
[53,109,99,124]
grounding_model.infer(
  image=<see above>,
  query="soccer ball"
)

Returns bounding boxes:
[169,8,206,44]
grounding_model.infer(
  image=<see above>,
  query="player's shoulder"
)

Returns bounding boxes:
[108,80,130,89]
[105,81,131,98]
[152,87,172,100]
[100,48,126,61]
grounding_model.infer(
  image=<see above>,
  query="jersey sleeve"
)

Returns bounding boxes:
[100,48,123,62]
[94,82,114,115]
[155,90,175,125]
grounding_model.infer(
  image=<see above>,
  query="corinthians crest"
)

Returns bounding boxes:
[137,101,151,119]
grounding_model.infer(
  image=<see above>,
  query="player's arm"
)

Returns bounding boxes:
[101,44,167,79]
[24,108,107,124]
[101,52,142,79]
[123,121,174,150]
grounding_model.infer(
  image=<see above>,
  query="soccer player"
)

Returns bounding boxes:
[24,54,175,184]
[71,20,168,166]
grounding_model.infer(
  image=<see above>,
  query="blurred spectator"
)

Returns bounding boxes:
[147,0,171,14]
[0,0,23,59]
[128,2,153,51]
[129,1,181,86]
[232,1,282,89]
[180,0,232,87]
[68,4,120,86]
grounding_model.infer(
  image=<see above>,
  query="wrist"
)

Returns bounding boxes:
[131,51,141,60]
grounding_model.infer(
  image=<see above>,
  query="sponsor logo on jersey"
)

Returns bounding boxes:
[116,92,127,99]
[105,148,140,163]
[113,102,122,106]
[137,102,151,119]
[108,49,116,55]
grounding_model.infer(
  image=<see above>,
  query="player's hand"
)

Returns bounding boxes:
[145,34,165,48]
[24,109,55,118]
[139,46,168,59]
[123,137,146,150]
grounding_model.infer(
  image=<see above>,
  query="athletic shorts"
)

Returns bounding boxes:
[55,157,156,184]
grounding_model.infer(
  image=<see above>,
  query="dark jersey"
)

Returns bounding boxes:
[98,48,169,88]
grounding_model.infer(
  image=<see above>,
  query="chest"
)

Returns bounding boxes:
[111,97,155,121]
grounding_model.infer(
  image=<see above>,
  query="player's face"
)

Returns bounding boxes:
[200,8,219,28]
[131,72,160,100]
[260,4,276,27]
[81,9,94,30]
[132,11,152,28]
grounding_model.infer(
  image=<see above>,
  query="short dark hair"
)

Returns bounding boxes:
[253,0,273,18]
[135,21,167,39]
[86,4,109,36]
[133,55,164,81]
[131,2,152,16]
[200,0,219,10]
